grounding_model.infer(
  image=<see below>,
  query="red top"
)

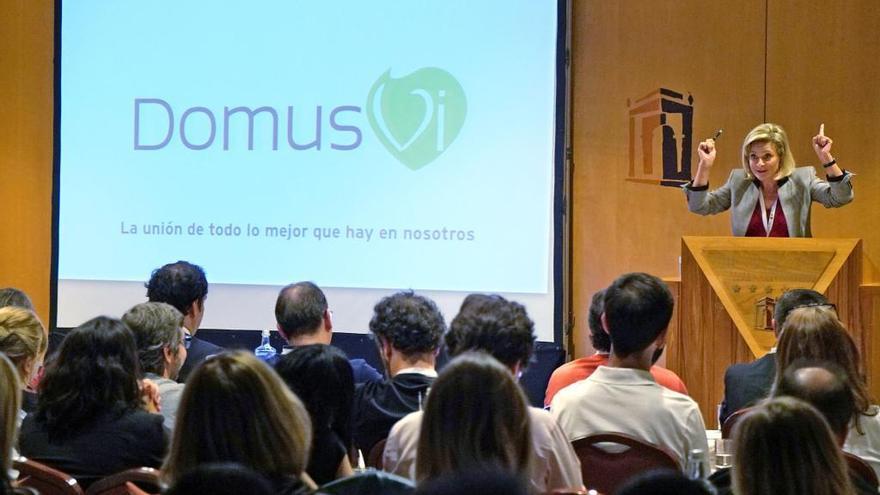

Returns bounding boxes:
[543,353,689,407]
[745,200,789,237]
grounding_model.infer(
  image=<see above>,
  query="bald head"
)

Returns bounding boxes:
[773,362,855,440]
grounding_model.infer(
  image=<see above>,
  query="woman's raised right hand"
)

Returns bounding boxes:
[697,138,717,166]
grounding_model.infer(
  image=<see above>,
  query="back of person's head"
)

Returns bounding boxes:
[732,397,854,495]
[0,288,34,311]
[774,289,829,331]
[587,288,610,353]
[772,360,855,440]
[416,352,531,483]
[414,468,528,495]
[122,302,185,378]
[275,344,354,448]
[604,273,673,357]
[36,316,141,438]
[0,306,47,382]
[163,350,312,486]
[275,282,327,340]
[775,305,870,415]
[145,260,208,315]
[446,294,535,370]
[164,463,275,495]
[369,291,445,357]
[615,469,715,495]
[0,354,21,487]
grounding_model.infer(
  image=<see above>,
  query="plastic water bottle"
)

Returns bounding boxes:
[254,329,277,362]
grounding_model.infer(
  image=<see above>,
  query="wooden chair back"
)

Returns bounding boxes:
[14,458,84,495]
[84,467,161,495]
[571,433,680,495]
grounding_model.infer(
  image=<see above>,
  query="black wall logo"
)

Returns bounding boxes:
[627,88,693,187]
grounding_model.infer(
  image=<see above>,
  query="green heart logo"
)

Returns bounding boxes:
[367,68,467,170]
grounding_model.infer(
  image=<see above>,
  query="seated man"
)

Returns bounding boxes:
[122,302,187,431]
[274,281,381,383]
[719,288,830,425]
[551,272,708,468]
[352,291,445,454]
[146,260,222,382]
[545,288,687,407]
[384,293,584,494]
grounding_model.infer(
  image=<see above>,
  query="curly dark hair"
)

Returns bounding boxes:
[36,316,142,439]
[446,294,535,369]
[275,344,354,450]
[369,291,445,356]
[145,261,208,315]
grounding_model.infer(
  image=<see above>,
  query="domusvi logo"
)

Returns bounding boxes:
[367,68,467,170]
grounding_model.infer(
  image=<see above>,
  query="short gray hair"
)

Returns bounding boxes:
[122,302,183,375]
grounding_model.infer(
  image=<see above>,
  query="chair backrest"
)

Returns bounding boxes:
[366,438,387,470]
[14,458,84,495]
[84,467,161,495]
[844,452,880,490]
[721,408,751,439]
[318,470,415,495]
[571,433,680,495]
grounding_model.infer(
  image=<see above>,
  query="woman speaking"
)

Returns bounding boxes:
[684,123,853,237]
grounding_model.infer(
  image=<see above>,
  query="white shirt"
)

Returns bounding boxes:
[844,406,880,479]
[383,408,584,494]
[550,365,708,469]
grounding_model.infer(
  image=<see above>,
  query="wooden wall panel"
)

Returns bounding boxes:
[861,284,880,400]
[0,1,54,324]
[570,0,766,355]
[765,0,880,282]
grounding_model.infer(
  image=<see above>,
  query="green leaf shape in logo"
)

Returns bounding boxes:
[367,67,467,170]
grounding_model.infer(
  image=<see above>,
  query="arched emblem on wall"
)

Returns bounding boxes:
[627,88,693,187]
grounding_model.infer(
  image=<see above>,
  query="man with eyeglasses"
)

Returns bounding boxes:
[719,288,833,425]
[122,302,187,432]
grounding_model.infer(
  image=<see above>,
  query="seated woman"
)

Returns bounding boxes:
[416,352,532,488]
[18,316,165,488]
[732,396,855,495]
[275,344,355,485]
[685,123,853,237]
[0,307,47,413]
[162,350,314,494]
[773,305,880,478]
[1,354,22,494]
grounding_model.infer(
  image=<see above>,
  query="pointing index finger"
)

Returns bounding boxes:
[819,123,825,137]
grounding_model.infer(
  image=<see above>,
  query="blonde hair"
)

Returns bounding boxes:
[741,123,796,180]
[162,351,312,485]
[0,354,21,484]
[0,306,47,381]
[732,397,854,495]
[416,352,532,483]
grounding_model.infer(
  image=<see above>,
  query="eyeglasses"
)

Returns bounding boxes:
[789,302,838,314]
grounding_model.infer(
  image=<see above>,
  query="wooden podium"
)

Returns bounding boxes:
[665,236,863,426]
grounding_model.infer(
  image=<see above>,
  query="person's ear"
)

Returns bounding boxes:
[601,312,611,334]
[276,322,288,341]
[162,344,174,364]
[323,309,333,332]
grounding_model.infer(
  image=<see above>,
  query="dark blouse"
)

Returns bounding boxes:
[745,199,789,237]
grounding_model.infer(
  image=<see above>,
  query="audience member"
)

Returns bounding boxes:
[413,467,528,495]
[162,351,314,494]
[19,317,166,488]
[352,291,445,453]
[416,353,532,485]
[0,288,33,311]
[615,469,714,495]
[719,288,829,425]
[164,463,275,495]
[773,305,880,478]
[0,307,46,413]
[274,281,381,383]
[385,293,583,493]
[0,354,21,493]
[731,397,854,495]
[544,288,687,406]
[146,260,221,382]
[122,302,187,431]
[551,272,708,468]
[275,344,355,485]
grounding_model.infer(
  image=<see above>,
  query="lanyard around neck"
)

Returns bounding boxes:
[757,192,778,237]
